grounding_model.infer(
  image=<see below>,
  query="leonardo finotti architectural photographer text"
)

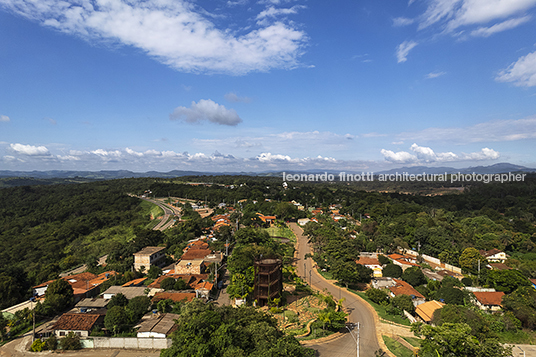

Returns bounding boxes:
[282,172,527,184]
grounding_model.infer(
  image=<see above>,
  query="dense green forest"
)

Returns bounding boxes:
[1,174,535,310]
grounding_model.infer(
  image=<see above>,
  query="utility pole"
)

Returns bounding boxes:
[30,296,36,343]
[478,259,481,286]
[346,322,360,357]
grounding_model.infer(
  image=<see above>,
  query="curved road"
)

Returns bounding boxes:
[290,223,381,357]
[140,197,178,231]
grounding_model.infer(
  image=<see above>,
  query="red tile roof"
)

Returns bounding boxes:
[52,313,103,331]
[473,291,505,306]
[388,279,425,299]
[122,277,148,287]
[181,248,212,260]
[356,257,381,266]
[152,292,196,303]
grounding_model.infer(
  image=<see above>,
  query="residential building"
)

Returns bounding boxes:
[75,298,109,312]
[137,313,180,338]
[52,313,105,338]
[415,300,445,324]
[175,259,204,275]
[356,256,383,278]
[101,286,147,300]
[388,254,420,271]
[253,258,282,307]
[473,291,505,311]
[152,291,197,303]
[479,249,508,263]
[33,271,116,302]
[388,279,426,307]
[371,277,396,289]
[134,246,166,272]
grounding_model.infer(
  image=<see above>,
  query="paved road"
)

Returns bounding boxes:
[140,197,176,231]
[290,223,381,357]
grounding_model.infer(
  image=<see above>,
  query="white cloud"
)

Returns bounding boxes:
[170,99,242,126]
[470,15,531,37]
[446,0,536,30]
[380,149,417,163]
[91,149,122,157]
[10,143,50,156]
[496,50,536,87]
[0,115,10,122]
[426,71,446,79]
[381,143,500,164]
[418,0,536,31]
[256,5,306,20]
[461,147,500,160]
[225,92,252,103]
[396,40,418,63]
[126,148,144,157]
[0,0,307,75]
[393,17,415,26]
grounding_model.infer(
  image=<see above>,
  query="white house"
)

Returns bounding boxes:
[137,313,179,338]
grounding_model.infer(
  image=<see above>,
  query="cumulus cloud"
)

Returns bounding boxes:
[396,40,418,63]
[380,149,417,163]
[10,143,50,156]
[0,115,10,122]
[381,143,499,164]
[0,0,307,75]
[170,99,242,126]
[496,50,536,87]
[461,147,500,160]
[225,92,252,103]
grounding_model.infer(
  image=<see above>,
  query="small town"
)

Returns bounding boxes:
[1,175,536,357]
[2,1,536,356]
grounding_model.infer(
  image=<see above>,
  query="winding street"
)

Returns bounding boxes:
[290,223,382,357]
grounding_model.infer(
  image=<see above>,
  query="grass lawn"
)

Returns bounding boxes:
[402,336,422,347]
[383,336,415,357]
[316,269,334,280]
[349,290,411,326]
[265,225,296,241]
[496,329,536,344]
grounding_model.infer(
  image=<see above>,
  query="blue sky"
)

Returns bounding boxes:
[1,0,536,173]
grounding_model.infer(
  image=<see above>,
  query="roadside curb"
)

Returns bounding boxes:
[314,271,397,357]
[299,331,346,346]
[289,223,397,357]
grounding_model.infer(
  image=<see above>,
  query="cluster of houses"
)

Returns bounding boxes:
[30,240,223,342]
[358,249,511,324]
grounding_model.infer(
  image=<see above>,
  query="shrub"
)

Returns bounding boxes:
[366,288,389,305]
[59,332,81,350]
[31,338,45,352]
[44,335,58,350]
[382,264,402,278]
[461,277,473,287]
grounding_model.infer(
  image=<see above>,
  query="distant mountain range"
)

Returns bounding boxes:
[0,163,534,180]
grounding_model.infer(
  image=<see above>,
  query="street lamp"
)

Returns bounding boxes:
[345,322,360,357]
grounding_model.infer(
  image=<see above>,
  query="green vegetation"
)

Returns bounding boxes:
[160,299,314,357]
[412,322,511,357]
[382,336,414,357]
[351,290,411,326]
